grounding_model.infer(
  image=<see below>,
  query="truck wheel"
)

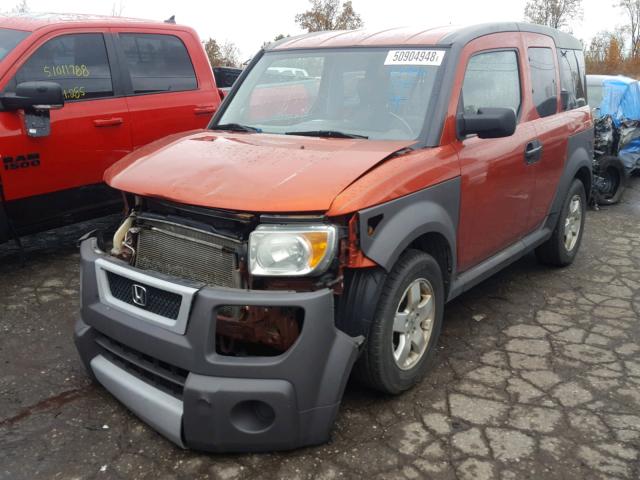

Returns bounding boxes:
[355,249,444,394]
[535,178,586,267]
[593,155,627,205]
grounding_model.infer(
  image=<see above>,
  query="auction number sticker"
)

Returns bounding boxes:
[384,49,445,66]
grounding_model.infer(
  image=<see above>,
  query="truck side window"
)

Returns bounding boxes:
[558,49,586,111]
[119,34,197,94]
[528,47,557,117]
[461,50,521,116]
[10,33,113,101]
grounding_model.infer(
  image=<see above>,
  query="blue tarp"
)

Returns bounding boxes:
[599,76,640,124]
[598,76,640,171]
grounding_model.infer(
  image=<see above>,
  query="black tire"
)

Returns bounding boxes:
[352,249,444,394]
[593,155,627,205]
[535,178,586,267]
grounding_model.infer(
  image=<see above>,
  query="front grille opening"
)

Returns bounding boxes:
[133,217,243,289]
[215,306,303,357]
[95,335,188,398]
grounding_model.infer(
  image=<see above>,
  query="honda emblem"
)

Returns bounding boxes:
[132,284,147,307]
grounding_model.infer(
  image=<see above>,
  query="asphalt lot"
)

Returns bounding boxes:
[1,178,639,480]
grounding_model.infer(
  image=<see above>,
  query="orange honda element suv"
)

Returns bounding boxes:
[75,23,592,451]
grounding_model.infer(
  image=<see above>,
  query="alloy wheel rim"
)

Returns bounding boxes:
[392,278,435,370]
[564,194,582,252]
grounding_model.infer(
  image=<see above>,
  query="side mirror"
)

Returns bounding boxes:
[218,87,227,100]
[1,81,64,111]
[458,107,517,139]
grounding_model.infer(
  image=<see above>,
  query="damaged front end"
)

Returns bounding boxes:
[107,197,345,356]
[75,196,364,451]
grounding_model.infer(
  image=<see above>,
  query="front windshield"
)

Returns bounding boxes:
[0,28,29,62]
[215,47,445,140]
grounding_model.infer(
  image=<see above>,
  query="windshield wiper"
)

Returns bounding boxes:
[214,123,262,133]
[285,130,368,139]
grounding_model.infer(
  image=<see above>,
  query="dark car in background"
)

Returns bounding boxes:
[213,66,242,94]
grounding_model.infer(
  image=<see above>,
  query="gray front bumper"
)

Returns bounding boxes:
[75,238,361,452]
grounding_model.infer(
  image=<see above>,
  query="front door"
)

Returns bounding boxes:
[455,48,537,271]
[0,30,131,218]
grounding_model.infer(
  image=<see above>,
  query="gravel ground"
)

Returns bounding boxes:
[1,178,639,480]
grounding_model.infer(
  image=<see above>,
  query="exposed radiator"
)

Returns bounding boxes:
[134,217,242,288]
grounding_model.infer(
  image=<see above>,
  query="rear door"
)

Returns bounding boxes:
[112,29,220,149]
[521,34,588,232]
[0,30,131,208]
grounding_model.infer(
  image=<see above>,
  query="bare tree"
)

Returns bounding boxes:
[219,41,240,67]
[524,0,583,31]
[203,38,240,67]
[295,0,363,32]
[619,0,640,58]
[10,0,30,14]
[110,1,125,17]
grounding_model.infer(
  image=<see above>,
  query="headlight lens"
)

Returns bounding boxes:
[249,224,338,276]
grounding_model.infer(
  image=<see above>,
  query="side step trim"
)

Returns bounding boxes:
[448,226,552,301]
[91,355,185,447]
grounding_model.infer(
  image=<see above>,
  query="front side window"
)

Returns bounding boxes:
[216,48,444,141]
[529,47,557,117]
[119,33,197,94]
[0,28,29,61]
[461,50,521,115]
[10,33,113,101]
[558,49,586,111]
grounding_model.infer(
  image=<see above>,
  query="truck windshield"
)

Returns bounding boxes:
[215,47,445,141]
[0,28,29,62]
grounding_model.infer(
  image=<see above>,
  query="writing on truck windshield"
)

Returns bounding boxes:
[215,48,445,141]
[0,28,29,62]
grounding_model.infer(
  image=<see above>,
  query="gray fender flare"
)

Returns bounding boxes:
[357,177,460,273]
[545,128,593,230]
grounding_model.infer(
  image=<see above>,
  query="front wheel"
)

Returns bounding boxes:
[354,249,444,394]
[535,178,586,267]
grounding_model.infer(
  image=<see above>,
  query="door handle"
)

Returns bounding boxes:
[193,105,217,115]
[94,117,123,127]
[525,140,543,164]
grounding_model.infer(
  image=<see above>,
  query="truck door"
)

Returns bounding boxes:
[0,31,131,220]
[111,29,220,149]
[455,45,537,271]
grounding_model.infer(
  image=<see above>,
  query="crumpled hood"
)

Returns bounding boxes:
[105,131,414,212]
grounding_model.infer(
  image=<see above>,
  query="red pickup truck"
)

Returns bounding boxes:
[0,14,222,244]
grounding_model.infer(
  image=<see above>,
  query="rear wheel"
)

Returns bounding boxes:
[354,249,444,394]
[535,178,586,267]
[593,155,627,205]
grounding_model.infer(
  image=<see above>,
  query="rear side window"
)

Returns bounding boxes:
[10,33,113,101]
[528,47,557,117]
[461,50,521,115]
[558,49,586,111]
[119,33,197,94]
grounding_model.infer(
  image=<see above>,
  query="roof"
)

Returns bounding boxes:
[0,12,176,32]
[269,22,582,51]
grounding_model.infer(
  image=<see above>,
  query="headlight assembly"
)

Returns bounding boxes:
[249,224,338,276]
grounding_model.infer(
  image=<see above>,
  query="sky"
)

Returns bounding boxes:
[11,0,630,61]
